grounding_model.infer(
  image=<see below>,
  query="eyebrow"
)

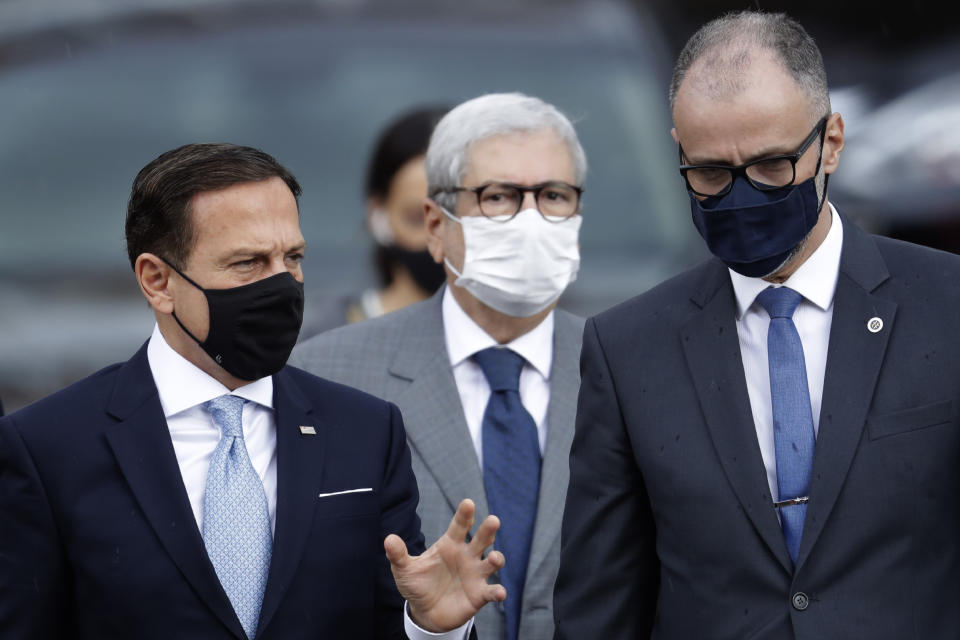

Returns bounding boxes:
[684,143,795,167]
[222,241,307,261]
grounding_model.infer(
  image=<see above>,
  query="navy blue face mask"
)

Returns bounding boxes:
[689,173,828,278]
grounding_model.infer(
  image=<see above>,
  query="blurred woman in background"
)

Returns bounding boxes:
[354,106,449,322]
[301,106,448,337]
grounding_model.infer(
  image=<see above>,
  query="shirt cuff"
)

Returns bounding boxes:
[403,601,474,640]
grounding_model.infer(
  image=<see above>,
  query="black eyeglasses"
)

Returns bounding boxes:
[434,181,583,221]
[678,115,829,197]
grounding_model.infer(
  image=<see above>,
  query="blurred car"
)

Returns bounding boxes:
[829,37,960,245]
[0,0,702,411]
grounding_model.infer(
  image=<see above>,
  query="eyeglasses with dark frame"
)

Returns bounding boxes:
[433,181,584,222]
[678,115,829,197]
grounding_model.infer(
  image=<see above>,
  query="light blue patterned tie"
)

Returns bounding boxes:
[202,395,272,639]
[756,286,816,566]
[474,347,541,640]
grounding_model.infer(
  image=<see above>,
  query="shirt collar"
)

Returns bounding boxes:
[146,324,274,418]
[730,203,844,318]
[441,287,554,379]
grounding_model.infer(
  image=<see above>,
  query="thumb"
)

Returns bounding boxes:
[384,533,410,570]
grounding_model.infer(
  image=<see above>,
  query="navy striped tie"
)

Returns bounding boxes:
[474,347,541,640]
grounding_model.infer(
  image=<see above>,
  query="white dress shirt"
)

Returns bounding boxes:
[146,325,469,640]
[147,324,279,532]
[729,204,844,501]
[442,287,554,469]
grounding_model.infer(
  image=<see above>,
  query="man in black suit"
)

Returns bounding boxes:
[0,143,504,639]
[555,11,960,639]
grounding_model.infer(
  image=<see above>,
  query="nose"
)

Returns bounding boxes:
[267,255,302,282]
[520,190,538,212]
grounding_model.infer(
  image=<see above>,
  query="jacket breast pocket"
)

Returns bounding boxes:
[867,399,953,440]
[314,490,379,520]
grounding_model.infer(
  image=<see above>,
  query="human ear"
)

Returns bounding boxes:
[821,113,845,175]
[424,199,446,265]
[135,253,175,314]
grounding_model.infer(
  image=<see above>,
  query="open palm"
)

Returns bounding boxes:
[385,499,507,633]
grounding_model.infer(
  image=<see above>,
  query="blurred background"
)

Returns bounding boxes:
[0,0,957,411]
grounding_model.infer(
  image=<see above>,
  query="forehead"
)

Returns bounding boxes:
[187,176,302,258]
[462,129,576,185]
[386,155,427,201]
[673,54,816,164]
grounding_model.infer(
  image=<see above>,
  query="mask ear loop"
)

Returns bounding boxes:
[158,256,210,349]
[812,116,830,213]
[439,205,466,279]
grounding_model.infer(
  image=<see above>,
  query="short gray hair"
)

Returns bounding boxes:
[425,92,587,209]
[669,11,830,123]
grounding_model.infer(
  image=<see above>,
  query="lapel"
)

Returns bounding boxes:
[526,311,581,580]
[388,291,491,527]
[795,218,895,569]
[104,344,247,640]
[681,261,795,574]
[256,368,327,637]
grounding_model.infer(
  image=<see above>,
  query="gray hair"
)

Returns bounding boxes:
[425,92,587,209]
[668,11,831,123]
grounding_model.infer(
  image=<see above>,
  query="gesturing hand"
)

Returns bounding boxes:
[385,498,507,633]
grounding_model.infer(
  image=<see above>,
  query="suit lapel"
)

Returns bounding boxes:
[796,219,895,569]
[681,262,794,574]
[104,345,247,640]
[256,369,326,637]
[526,312,581,580]
[388,293,490,527]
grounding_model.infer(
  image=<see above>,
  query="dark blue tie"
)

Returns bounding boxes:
[474,347,541,640]
[756,286,816,565]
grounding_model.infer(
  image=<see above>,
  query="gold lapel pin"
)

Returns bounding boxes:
[299,425,317,435]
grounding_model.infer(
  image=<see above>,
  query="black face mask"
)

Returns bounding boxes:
[387,246,446,293]
[165,261,304,381]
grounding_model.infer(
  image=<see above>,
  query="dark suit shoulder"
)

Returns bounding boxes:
[590,258,719,337]
[872,233,960,279]
[4,361,124,432]
[281,364,395,414]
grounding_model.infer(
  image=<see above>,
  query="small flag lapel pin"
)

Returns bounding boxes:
[299,425,317,435]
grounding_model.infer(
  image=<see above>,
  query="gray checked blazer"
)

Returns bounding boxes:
[290,288,584,640]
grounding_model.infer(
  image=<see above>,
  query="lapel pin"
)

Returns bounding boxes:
[867,317,883,333]
[299,425,317,435]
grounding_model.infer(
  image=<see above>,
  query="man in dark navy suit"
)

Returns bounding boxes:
[0,143,504,639]
[555,11,960,640]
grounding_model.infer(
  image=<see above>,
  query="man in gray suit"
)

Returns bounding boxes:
[292,92,585,640]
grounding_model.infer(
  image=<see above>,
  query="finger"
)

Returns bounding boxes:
[384,533,410,570]
[484,584,507,603]
[444,498,476,542]
[468,514,500,555]
[479,549,505,579]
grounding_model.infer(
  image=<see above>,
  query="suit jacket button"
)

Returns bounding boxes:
[792,592,810,611]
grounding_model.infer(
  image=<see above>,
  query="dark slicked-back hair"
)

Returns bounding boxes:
[125,142,301,270]
[365,106,449,201]
[669,11,830,122]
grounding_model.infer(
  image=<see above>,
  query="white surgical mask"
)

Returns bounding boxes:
[442,207,581,317]
[367,208,394,245]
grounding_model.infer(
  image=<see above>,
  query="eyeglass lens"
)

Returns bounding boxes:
[477,182,580,218]
[686,159,796,196]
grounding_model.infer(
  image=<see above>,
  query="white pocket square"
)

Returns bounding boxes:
[317,488,373,498]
